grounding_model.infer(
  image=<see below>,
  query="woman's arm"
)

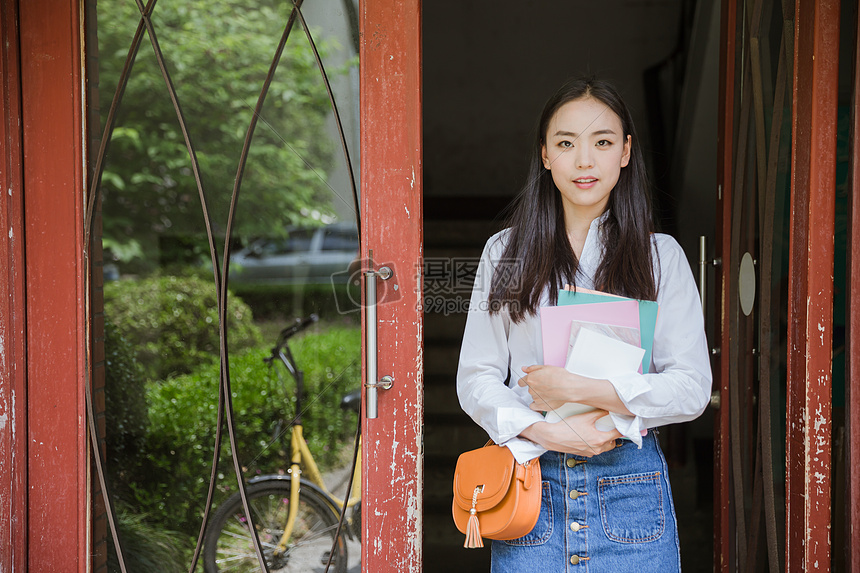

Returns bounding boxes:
[457,234,547,462]
[518,235,712,445]
[520,409,621,457]
[518,365,634,416]
[603,236,712,425]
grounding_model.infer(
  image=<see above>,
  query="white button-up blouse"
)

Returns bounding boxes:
[456,217,713,463]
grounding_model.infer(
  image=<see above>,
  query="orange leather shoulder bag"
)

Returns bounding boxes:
[451,441,541,548]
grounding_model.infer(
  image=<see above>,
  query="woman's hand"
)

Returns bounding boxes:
[518,364,578,411]
[520,409,621,457]
[518,364,635,417]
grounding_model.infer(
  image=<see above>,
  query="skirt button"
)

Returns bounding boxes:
[570,555,580,565]
[569,490,581,500]
[570,522,582,532]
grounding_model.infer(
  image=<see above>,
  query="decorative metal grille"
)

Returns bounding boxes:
[84,1,360,571]
[725,0,793,569]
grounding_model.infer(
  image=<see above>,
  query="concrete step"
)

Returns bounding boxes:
[420,204,508,571]
[424,414,487,462]
[423,541,490,570]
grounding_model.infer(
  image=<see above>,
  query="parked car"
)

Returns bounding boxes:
[228,222,358,285]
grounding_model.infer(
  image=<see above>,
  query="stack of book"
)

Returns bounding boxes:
[540,287,658,437]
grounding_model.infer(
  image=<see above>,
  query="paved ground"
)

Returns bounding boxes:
[345,540,361,573]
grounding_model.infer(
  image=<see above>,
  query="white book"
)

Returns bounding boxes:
[544,324,645,431]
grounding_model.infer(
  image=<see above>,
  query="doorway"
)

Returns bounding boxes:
[422,1,720,570]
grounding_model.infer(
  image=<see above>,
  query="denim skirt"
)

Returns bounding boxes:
[491,431,681,572]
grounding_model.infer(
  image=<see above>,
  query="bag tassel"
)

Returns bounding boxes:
[464,486,484,548]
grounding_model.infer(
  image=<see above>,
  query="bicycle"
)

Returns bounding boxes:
[202,314,361,573]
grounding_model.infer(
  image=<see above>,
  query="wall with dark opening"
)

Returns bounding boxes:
[421,2,719,570]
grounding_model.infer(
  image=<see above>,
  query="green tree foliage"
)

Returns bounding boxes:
[107,506,188,573]
[97,0,338,273]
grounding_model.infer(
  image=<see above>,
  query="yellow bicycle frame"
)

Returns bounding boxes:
[273,424,361,556]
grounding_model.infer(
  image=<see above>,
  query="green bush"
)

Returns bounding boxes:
[125,325,360,534]
[104,274,262,380]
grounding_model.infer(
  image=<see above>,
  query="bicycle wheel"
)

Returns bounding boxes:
[203,478,347,573]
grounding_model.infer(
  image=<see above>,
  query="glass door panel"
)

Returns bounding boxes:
[90,1,362,571]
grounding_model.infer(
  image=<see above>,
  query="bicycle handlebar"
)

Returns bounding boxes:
[261,314,358,437]
[263,314,318,424]
[266,314,318,361]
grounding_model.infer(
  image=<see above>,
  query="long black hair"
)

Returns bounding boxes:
[488,77,657,322]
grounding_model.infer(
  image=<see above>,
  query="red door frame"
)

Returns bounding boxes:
[3,1,427,569]
[0,0,89,570]
[849,4,860,566]
[714,1,736,570]
[360,0,423,570]
[1,0,28,570]
[785,0,839,570]
[1,0,429,569]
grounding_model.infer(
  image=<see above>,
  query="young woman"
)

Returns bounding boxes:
[456,77,712,571]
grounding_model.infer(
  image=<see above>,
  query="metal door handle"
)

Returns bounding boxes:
[702,240,722,412]
[699,236,722,315]
[699,236,723,358]
[365,255,393,419]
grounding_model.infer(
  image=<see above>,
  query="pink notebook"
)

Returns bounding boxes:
[539,300,641,367]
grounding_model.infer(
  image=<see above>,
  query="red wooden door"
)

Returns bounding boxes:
[715,0,842,570]
[359,1,424,570]
[1,0,89,570]
[2,1,425,571]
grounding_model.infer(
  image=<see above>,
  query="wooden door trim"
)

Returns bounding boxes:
[18,0,89,569]
[0,0,28,569]
[360,0,423,570]
[849,4,860,566]
[786,0,839,570]
[715,0,737,570]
